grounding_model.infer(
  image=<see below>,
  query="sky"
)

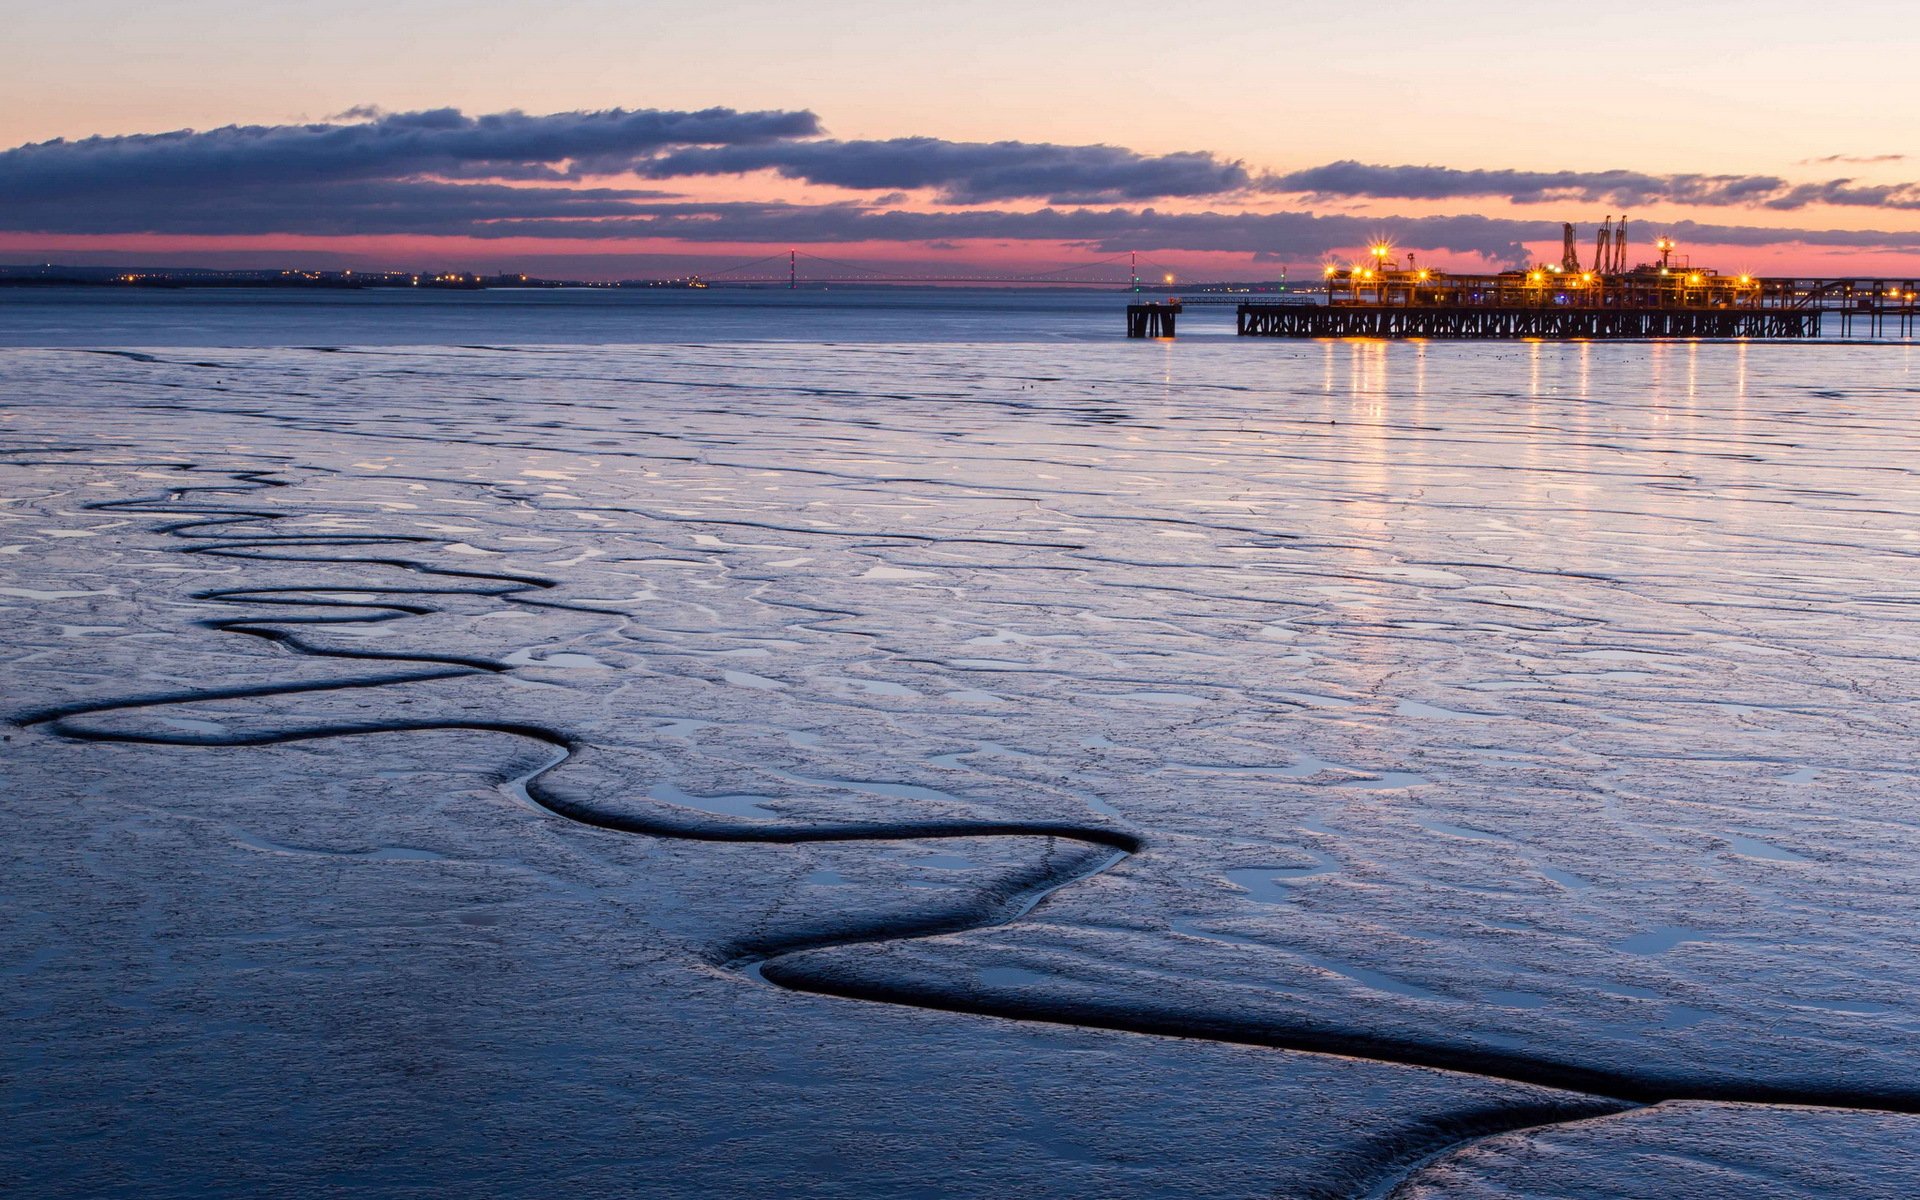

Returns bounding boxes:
[2,0,1917,278]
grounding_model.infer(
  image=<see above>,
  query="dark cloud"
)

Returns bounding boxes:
[1658,217,1920,250]
[490,204,1542,263]
[1759,180,1920,210]
[1267,160,1920,210]
[0,106,825,203]
[3,179,678,237]
[635,138,1251,203]
[324,199,1920,262]
[1801,154,1908,165]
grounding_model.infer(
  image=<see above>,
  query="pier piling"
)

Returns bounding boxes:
[1237,304,1823,339]
[1126,302,1179,338]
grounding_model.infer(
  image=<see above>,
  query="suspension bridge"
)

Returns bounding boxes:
[660,249,1195,288]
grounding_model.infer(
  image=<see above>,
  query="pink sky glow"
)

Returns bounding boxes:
[3,1,1915,278]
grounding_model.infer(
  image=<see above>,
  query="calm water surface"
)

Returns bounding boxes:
[5,285,1906,349]
[0,285,1203,346]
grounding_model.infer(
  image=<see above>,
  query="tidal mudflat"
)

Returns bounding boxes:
[5,339,1920,1197]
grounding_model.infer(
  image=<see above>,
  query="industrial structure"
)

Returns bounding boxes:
[1232,223,1918,341]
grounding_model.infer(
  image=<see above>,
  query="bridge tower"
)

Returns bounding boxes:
[1130,250,1139,293]
[789,250,796,290]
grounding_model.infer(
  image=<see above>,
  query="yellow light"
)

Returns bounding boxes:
[1687,273,1703,286]
[1371,243,1391,258]
[1360,268,1374,279]
[1528,271,1544,284]
[1580,272,1594,283]
[1323,265,1338,278]
[1415,269,1430,282]
[1164,273,1175,284]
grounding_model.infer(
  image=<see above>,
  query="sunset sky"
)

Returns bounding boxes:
[5,0,1918,278]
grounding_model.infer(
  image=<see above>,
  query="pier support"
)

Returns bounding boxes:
[1126,302,1179,338]
[1237,305,1822,340]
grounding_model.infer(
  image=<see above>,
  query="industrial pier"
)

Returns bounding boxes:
[1212,222,1918,341]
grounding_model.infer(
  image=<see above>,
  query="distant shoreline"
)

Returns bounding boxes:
[0,266,1293,296]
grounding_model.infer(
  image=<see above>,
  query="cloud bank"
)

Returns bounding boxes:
[635,138,1251,204]
[1266,161,1920,211]
[2,106,822,196]
[3,106,1918,266]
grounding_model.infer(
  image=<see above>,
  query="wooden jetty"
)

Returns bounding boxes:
[1125,301,1180,338]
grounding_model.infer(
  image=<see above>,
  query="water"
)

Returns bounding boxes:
[0,286,1906,348]
[0,285,1172,346]
[7,301,1920,1195]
